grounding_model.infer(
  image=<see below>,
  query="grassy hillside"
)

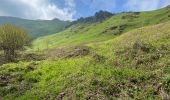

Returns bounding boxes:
[33,6,170,50]
[0,20,169,99]
[0,16,70,38]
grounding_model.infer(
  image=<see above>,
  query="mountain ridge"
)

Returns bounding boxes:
[0,16,71,38]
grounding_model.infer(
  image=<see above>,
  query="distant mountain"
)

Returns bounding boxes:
[67,10,113,27]
[78,10,113,22]
[0,16,70,38]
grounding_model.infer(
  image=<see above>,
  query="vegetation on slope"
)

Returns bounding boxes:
[0,20,169,99]
[0,16,70,38]
[33,6,170,50]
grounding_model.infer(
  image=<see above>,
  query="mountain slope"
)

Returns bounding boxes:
[0,16,70,38]
[32,6,170,50]
[0,21,169,99]
[0,5,170,100]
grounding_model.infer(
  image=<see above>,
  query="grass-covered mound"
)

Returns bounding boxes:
[0,21,169,99]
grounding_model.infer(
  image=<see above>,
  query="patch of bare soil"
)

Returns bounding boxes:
[47,45,90,59]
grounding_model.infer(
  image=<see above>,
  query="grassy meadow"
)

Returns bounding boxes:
[0,6,170,100]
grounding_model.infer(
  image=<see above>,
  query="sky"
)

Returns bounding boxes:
[0,0,170,21]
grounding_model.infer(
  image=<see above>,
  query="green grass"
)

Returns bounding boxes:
[0,19,170,99]
[1,6,170,100]
[0,58,157,100]
[32,7,170,50]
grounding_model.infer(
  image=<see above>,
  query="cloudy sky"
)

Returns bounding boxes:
[0,0,170,21]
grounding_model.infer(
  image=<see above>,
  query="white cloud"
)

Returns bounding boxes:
[0,0,76,21]
[124,0,170,11]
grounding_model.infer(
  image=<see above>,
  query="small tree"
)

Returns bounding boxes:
[0,24,31,61]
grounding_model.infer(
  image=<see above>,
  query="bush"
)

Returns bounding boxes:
[0,24,31,62]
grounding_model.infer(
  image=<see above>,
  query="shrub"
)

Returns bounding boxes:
[0,24,31,62]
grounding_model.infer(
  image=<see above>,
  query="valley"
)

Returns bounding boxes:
[0,5,170,100]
